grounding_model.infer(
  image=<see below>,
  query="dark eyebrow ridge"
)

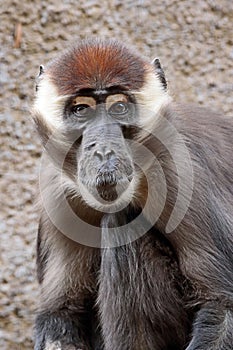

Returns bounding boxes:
[77,85,130,96]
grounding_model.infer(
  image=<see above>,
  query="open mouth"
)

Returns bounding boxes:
[95,170,133,203]
[78,170,136,211]
[96,183,118,202]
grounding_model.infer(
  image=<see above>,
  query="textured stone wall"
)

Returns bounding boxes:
[0,0,232,348]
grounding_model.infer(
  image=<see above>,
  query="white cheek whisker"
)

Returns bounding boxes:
[34,78,71,130]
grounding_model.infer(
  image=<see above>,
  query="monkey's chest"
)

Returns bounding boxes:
[99,232,193,349]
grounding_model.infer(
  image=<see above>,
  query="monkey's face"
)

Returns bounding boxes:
[33,39,170,212]
[66,93,138,209]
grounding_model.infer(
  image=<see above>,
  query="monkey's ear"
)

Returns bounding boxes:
[35,65,45,92]
[151,58,167,90]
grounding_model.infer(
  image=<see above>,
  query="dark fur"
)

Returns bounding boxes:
[33,39,233,350]
[99,210,193,350]
[152,58,167,90]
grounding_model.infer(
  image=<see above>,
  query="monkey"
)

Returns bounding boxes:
[32,39,233,350]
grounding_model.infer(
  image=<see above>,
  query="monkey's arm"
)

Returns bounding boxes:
[34,215,102,350]
[186,303,233,350]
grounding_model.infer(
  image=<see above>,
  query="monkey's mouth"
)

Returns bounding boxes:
[96,183,118,202]
[96,172,132,203]
[78,173,136,211]
[78,165,135,210]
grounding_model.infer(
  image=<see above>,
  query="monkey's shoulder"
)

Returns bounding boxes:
[169,102,232,131]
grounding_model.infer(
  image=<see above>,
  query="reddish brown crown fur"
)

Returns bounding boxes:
[47,39,147,95]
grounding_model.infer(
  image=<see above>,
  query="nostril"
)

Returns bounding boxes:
[94,149,116,161]
[105,150,115,160]
[94,150,104,161]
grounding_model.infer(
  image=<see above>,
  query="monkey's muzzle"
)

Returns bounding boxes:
[96,162,133,202]
[96,182,118,202]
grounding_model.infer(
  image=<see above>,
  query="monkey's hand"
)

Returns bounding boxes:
[41,341,88,350]
[36,340,89,350]
[185,303,233,350]
[34,311,91,350]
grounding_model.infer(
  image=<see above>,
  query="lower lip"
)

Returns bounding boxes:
[96,184,118,202]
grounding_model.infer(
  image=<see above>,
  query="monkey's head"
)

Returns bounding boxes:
[33,39,171,211]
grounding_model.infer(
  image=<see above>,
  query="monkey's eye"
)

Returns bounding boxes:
[108,102,129,116]
[72,104,94,118]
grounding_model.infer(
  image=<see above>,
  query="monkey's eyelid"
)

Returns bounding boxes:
[106,94,128,110]
[72,96,96,108]
[106,93,128,102]
[72,102,94,108]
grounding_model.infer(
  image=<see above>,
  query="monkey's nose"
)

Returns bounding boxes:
[94,148,115,162]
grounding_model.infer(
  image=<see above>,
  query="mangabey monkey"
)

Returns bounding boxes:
[32,39,233,350]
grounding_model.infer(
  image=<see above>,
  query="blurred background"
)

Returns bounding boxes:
[0,0,232,349]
